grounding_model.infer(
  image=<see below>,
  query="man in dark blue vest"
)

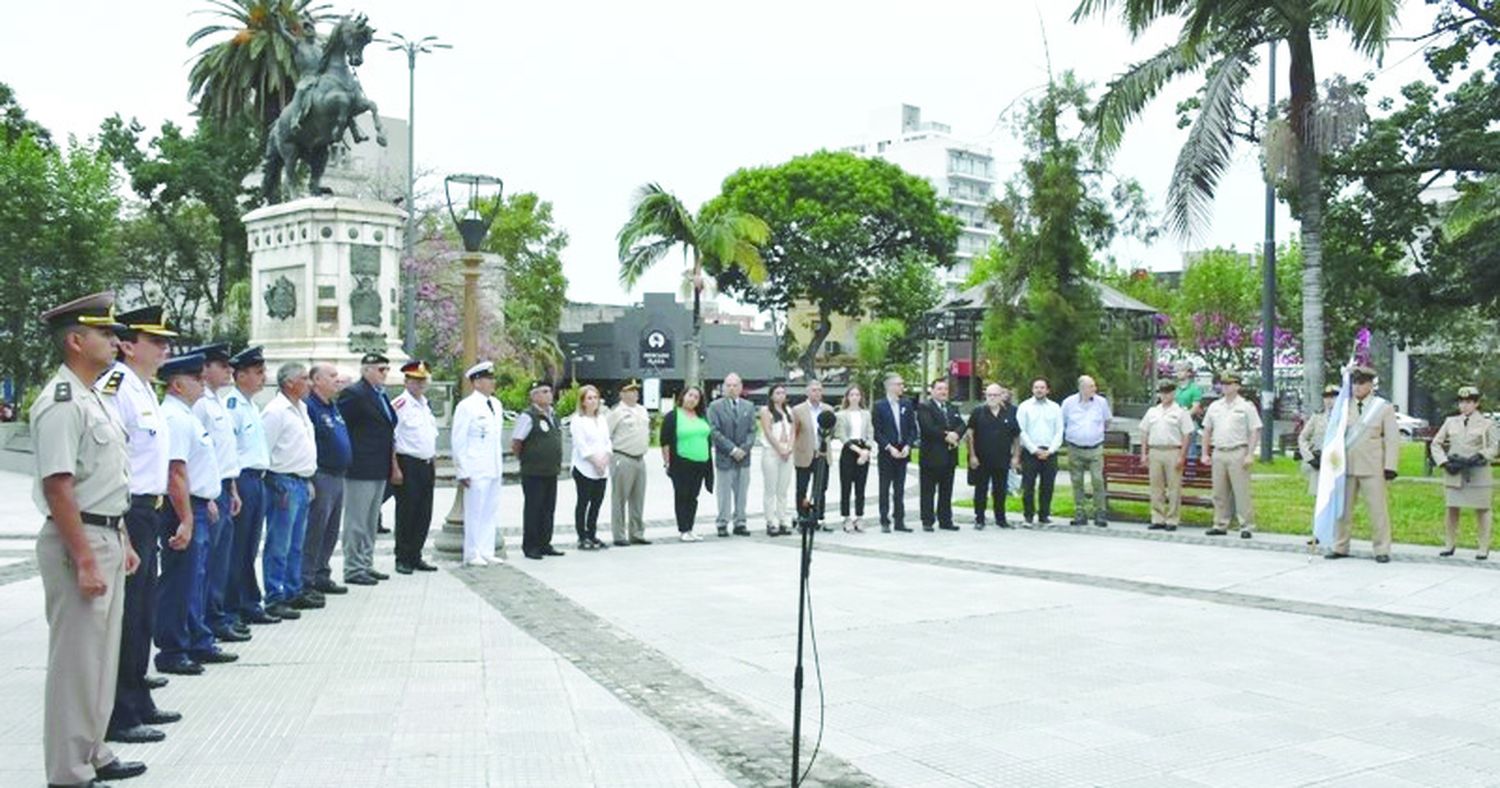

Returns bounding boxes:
[512,380,565,560]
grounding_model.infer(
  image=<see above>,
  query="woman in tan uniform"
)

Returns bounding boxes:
[1297,384,1340,496]
[1431,386,1499,560]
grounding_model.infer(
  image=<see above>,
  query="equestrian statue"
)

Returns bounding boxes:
[262,13,388,203]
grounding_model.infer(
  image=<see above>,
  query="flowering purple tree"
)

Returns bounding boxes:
[402,225,507,380]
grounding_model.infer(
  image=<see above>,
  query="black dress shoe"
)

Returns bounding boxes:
[613,539,631,547]
[243,609,281,625]
[1324,552,1349,560]
[733,526,751,536]
[344,574,377,586]
[1148,523,1166,530]
[395,563,414,574]
[1239,530,1252,539]
[106,724,164,744]
[143,675,169,690]
[414,560,439,571]
[881,524,892,533]
[142,709,182,725]
[998,521,1015,529]
[524,552,544,560]
[895,524,913,532]
[368,569,391,580]
[1094,519,1109,528]
[231,623,252,638]
[938,524,959,531]
[717,527,730,538]
[1479,554,1490,561]
[195,649,238,664]
[974,521,987,530]
[543,547,565,556]
[213,627,250,643]
[1205,528,1228,536]
[1038,517,1052,525]
[266,604,301,619]
[1070,517,1087,526]
[290,593,324,609]
[1165,525,1178,532]
[1375,555,1391,564]
[95,759,147,781]
[155,659,203,676]
[629,536,651,545]
[312,580,348,594]
[1438,548,1456,557]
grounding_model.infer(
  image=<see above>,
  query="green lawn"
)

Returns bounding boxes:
[957,443,1496,550]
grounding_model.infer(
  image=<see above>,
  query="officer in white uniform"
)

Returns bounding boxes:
[98,305,182,745]
[223,346,277,625]
[392,360,440,573]
[450,361,506,566]
[187,343,245,644]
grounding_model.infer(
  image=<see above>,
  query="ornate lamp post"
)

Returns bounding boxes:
[436,173,503,558]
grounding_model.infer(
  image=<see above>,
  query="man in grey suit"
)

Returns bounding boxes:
[708,373,756,537]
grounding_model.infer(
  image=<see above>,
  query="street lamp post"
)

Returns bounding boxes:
[1260,42,1278,463]
[386,32,451,355]
[436,173,503,558]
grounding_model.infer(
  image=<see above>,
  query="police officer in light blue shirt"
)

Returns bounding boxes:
[188,343,245,644]
[223,346,278,626]
[155,354,239,674]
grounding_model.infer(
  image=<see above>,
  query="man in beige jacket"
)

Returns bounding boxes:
[1326,366,1402,563]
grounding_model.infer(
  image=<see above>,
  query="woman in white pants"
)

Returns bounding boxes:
[451,362,506,566]
[759,383,795,536]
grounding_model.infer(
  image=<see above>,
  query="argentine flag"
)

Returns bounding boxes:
[1312,366,1353,548]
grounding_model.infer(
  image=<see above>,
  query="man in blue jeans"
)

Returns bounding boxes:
[259,363,317,620]
[223,346,277,626]
[155,353,239,675]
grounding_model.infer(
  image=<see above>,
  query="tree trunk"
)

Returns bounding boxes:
[797,305,833,379]
[1288,28,1325,411]
[686,250,702,391]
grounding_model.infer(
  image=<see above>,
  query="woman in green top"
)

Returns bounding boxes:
[660,386,714,541]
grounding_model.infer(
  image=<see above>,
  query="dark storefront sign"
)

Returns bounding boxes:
[640,327,674,369]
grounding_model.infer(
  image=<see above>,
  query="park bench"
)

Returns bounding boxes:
[1102,453,1214,514]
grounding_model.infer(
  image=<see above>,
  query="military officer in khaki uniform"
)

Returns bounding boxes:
[1431,386,1499,560]
[1297,384,1340,495]
[1139,380,1194,531]
[1326,366,1401,563]
[607,380,652,546]
[32,292,148,787]
[1201,371,1261,539]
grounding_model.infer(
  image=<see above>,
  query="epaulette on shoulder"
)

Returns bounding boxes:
[226,396,237,410]
[53,381,72,403]
[393,397,407,410]
[100,370,125,396]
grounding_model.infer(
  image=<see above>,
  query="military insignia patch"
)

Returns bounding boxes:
[54,382,72,402]
[227,398,237,410]
[100,370,124,395]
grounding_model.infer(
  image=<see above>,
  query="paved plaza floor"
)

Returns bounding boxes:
[2,464,1500,787]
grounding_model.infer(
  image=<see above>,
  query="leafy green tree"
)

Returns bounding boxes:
[982,73,1154,397]
[0,132,121,390]
[187,0,334,132]
[854,318,908,392]
[485,191,569,379]
[98,114,261,325]
[1,83,51,149]
[706,150,959,376]
[617,183,769,389]
[868,252,943,366]
[1074,0,1402,407]
[115,203,226,343]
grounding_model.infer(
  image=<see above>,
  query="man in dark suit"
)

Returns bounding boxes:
[335,353,398,586]
[917,379,967,531]
[873,373,919,533]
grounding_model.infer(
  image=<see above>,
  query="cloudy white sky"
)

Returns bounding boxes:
[5,1,1442,310]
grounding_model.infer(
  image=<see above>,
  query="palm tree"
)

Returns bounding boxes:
[187,0,334,133]
[1073,0,1399,406]
[618,183,770,390]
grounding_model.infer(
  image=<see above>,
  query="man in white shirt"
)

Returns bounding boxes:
[1016,378,1064,525]
[156,353,237,675]
[1060,375,1113,527]
[259,363,317,620]
[450,362,506,566]
[223,347,276,626]
[392,360,440,573]
[187,344,245,644]
[98,306,181,744]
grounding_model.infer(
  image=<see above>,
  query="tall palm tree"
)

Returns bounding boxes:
[1073,0,1400,406]
[618,183,770,390]
[187,0,334,133]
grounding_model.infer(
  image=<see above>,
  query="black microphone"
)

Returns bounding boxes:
[816,408,836,437]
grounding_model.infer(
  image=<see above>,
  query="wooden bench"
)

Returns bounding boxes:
[1102,453,1214,512]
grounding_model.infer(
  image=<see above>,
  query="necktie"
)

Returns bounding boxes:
[487,400,495,415]
[1357,400,1363,416]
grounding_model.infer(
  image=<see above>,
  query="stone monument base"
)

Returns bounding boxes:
[245,196,409,380]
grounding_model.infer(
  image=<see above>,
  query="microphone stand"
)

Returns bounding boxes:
[791,427,831,786]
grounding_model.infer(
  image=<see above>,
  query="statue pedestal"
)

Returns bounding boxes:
[246,196,408,377]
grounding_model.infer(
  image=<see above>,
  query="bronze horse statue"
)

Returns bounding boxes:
[261,14,388,203]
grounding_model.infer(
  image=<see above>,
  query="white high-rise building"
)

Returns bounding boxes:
[843,105,998,286]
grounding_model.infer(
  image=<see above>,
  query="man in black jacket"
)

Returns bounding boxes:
[917,379,967,531]
[336,353,398,585]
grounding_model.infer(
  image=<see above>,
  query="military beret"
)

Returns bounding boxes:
[116,305,179,338]
[229,346,265,369]
[186,342,232,364]
[360,352,390,366]
[1457,386,1482,401]
[1219,371,1243,385]
[529,379,553,393]
[40,291,125,331]
[401,360,431,379]
[157,353,206,381]
[1349,365,1378,383]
